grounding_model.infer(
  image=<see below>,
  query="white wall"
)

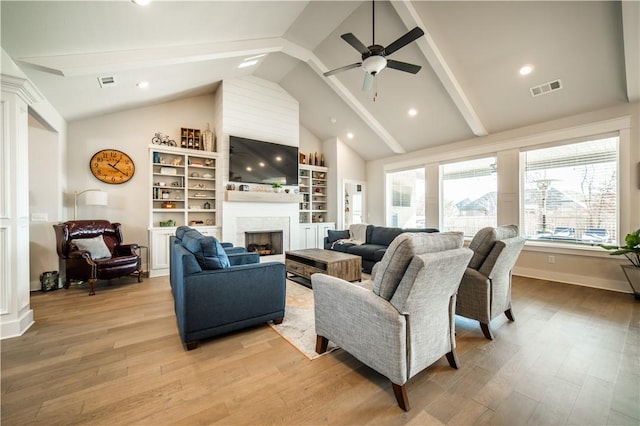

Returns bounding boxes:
[67,94,216,248]
[367,102,640,293]
[28,115,60,290]
[299,125,323,160]
[322,137,367,228]
[219,76,301,245]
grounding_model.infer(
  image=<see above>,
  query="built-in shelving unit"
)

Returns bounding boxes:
[299,164,328,224]
[148,145,220,276]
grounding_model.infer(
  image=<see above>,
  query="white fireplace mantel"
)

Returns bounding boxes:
[225,190,303,203]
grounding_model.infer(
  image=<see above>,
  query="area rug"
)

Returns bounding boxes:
[269,278,339,360]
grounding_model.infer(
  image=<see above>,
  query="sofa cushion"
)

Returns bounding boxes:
[468,225,518,270]
[331,242,356,253]
[372,232,464,300]
[327,229,350,244]
[71,235,112,259]
[181,231,230,270]
[369,226,403,246]
[347,244,387,260]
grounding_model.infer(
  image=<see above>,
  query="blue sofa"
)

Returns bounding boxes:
[324,225,439,273]
[170,226,286,350]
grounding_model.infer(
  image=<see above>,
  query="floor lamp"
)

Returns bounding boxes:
[74,189,108,220]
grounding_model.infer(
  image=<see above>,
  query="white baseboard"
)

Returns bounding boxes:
[513,266,632,294]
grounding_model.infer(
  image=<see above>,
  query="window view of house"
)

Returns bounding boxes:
[387,168,425,228]
[522,136,618,244]
[441,157,497,236]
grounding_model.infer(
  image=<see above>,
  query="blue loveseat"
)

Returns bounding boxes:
[170,226,286,350]
[324,225,439,273]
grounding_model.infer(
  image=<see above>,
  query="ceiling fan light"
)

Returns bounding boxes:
[362,56,387,74]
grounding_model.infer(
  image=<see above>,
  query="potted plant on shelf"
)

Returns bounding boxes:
[601,228,640,300]
[271,182,283,193]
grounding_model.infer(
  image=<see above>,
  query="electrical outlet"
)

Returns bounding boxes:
[548,255,555,264]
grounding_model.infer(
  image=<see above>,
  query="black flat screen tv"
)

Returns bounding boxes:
[228,135,299,185]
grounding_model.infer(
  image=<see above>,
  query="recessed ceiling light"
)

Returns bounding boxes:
[238,60,258,69]
[246,166,252,172]
[519,65,534,76]
[330,117,337,124]
[136,81,149,88]
[347,132,354,139]
[259,162,265,167]
[408,108,418,117]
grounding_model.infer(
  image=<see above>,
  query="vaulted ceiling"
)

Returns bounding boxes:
[2,1,638,161]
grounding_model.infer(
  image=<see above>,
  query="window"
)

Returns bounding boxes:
[522,136,618,244]
[387,168,425,228]
[441,157,497,236]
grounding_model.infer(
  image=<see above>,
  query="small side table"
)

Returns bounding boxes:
[135,245,150,278]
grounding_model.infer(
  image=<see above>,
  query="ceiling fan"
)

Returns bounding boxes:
[323,0,425,91]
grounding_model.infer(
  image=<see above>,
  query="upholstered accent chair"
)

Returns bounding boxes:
[170,226,286,350]
[312,232,473,411]
[53,220,142,295]
[456,225,526,340]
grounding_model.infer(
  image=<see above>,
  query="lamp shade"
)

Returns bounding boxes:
[85,190,108,206]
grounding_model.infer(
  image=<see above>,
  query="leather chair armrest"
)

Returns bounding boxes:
[115,244,139,256]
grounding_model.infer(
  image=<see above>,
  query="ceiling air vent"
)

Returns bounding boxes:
[97,76,117,88]
[530,79,562,97]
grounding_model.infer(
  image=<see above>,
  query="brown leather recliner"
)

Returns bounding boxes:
[53,220,142,295]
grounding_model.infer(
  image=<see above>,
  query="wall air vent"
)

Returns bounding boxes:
[530,79,562,97]
[97,76,117,88]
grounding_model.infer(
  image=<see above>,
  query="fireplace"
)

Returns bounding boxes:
[245,230,283,256]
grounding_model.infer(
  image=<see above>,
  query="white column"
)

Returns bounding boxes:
[1,75,41,338]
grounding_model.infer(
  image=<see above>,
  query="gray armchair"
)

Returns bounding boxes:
[312,232,472,411]
[455,225,526,340]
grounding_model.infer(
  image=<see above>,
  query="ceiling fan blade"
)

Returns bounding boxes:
[341,33,370,55]
[362,73,374,91]
[386,60,422,74]
[323,62,362,77]
[383,27,424,56]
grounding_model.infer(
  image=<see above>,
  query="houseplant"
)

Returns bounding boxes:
[271,182,283,193]
[601,229,640,300]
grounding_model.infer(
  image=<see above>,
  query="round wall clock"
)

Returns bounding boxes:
[90,149,135,184]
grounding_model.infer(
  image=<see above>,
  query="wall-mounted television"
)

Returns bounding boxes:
[228,135,299,185]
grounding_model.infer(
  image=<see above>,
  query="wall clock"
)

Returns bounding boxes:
[90,149,135,184]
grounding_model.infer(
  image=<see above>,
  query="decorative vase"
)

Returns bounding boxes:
[203,123,215,152]
[621,265,640,300]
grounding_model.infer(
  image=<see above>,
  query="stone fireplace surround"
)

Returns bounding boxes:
[222,198,300,252]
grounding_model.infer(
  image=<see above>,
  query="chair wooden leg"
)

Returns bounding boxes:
[185,341,199,351]
[480,322,493,340]
[88,279,96,296]
[392,383,410,411]
[315,335,329,354]
[505,308,515,321]
[445,350,460,369]
[272,317,284,325]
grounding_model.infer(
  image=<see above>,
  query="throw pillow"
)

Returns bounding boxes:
[181,232,230,270]
[71,235,112,260]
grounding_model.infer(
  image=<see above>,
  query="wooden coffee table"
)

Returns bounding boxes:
[285,248,361,284]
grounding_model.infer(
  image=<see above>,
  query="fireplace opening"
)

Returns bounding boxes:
[245,230,283,256]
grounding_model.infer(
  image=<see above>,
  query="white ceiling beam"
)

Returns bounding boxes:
[281,40,406,154]
[622,1,640,102]
[19,35,406,154]
[391,1,488,137]
[17,38,290,77]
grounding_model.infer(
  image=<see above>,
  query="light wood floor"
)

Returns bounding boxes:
[2,275,638,425]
